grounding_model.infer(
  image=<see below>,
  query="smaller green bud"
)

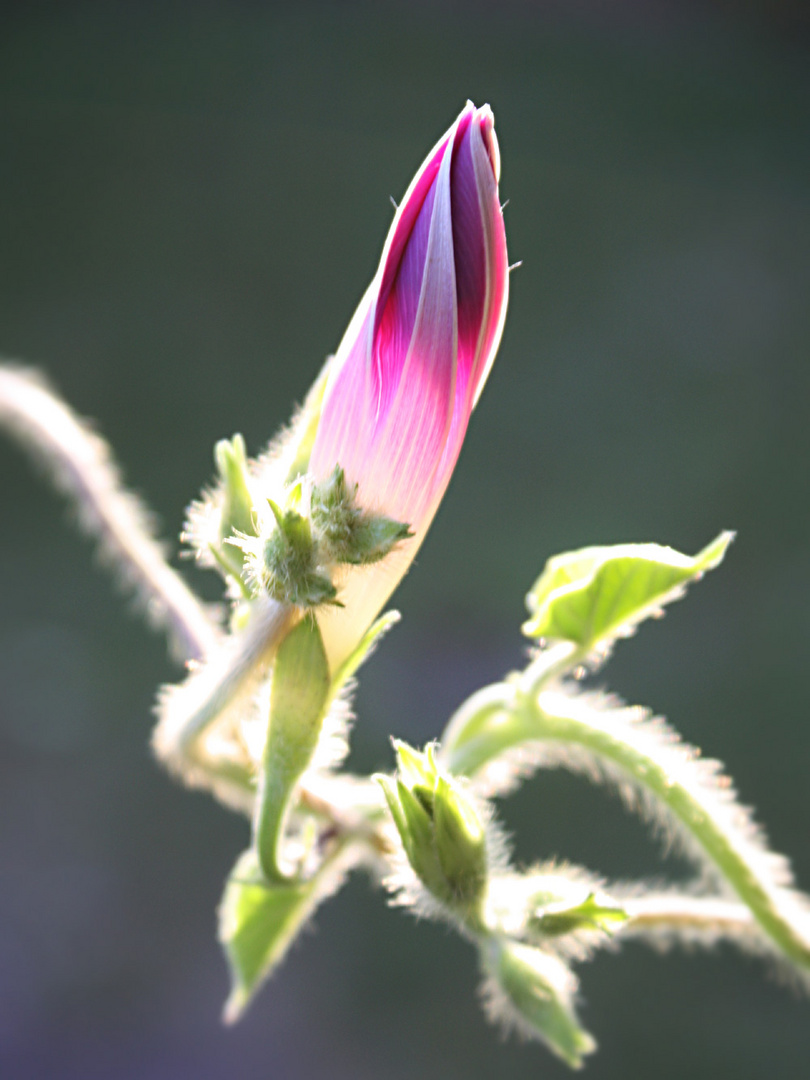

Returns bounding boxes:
[311,465,412,566]
[260,499,338,608]
[376,740,488,914]
[482,938,596,1069]
[212,434,258,580]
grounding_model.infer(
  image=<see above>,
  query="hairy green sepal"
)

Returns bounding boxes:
[261,500,338,607]
[311,465,412,565]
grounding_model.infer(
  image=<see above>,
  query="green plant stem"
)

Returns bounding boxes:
[152,596,296,775]
[0,365,221,662]
[620,895,755,937]
[447,689,810,971]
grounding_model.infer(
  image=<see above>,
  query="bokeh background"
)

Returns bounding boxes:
[1,2,809,1077]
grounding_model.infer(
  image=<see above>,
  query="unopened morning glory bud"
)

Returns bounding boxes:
[481,938,596,1069]
[377,741,488,915]
[310,101,509,667]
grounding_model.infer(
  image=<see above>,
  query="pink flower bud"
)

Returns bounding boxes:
[310,102,509,667]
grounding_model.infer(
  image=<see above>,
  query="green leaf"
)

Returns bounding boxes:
[283,356,332,484]
[254,615,331,882]
[532,892,628,937]
[522,531,733,651]
[220,846,351,1023]
[215,433,258,541]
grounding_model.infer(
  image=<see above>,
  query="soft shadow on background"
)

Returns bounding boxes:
[1,2,809,1077]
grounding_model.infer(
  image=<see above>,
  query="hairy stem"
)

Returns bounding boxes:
[620,894,756,938]
[0,365,219,662]
[447,684,810,970]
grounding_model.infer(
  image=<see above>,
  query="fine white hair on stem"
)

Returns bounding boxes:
[619,892,757,946]
[595,889,808,988]
[153,595,294,781]
[0,364,220,663]
[468,683,810,973]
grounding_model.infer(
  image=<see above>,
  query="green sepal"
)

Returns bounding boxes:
[393,739,438,793]
[261,500,338,607]
[376,774,410,851]
[212,433,258,579]
[254,615,331,883]
[483,938,596,1069]
[283,356,332,485]
[311,465,412,565]
[532,892,628,938]
[522,531,733,652]
[433,774,487,905]
[396,779,447,898]
[340,515,413,565]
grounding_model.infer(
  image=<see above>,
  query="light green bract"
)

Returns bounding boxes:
[522,531,734,650]
[254,615,331,883]
[219,845,357,1023]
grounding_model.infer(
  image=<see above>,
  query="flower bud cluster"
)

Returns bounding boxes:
[376,741,488,915]
[209,439,411,609]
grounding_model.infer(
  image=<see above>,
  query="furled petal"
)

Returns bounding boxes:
[309,102,509,668]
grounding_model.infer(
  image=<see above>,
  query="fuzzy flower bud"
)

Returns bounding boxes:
[310,101,509,667]
[376,741,488,913]
[481,939,596,1069]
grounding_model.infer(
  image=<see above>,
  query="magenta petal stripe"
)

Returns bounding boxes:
[308,101,509,668]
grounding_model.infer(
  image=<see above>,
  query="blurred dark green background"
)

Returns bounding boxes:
[1,2,809,1077]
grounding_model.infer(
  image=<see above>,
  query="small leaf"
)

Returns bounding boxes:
[219,850,312,1022]
[522,532,733,651]
[254,615,331,882]
[219,846,352,1022]
[533,892,628,937]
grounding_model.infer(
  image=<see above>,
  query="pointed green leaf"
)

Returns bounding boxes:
[220,846,352,1022]
[215,434,257,540]
[522,532,733,651]
[374,774,410,853]
[433,774,487,904]
[393,739,437,794]
[219,851,314,1022]
[283,355,332,484]
[254,615,331,882]
[533,892,628,937]
[396,780,447,899]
